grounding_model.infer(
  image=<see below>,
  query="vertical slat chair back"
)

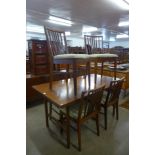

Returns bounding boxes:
[84,35,104,54]
[105,78,124,106]
[78,86,105,121]
[44,27,69,89]
[44,27,68,56]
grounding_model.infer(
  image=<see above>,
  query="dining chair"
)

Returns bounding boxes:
[84,35,118,83]
[84,35,104,54]
[44,27,91,95]
[100,77,124,130]
[60,85,105,151]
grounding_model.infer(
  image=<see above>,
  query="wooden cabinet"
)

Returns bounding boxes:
[26,74,49,102]
[26,57,31,74]
[28,40,49,75]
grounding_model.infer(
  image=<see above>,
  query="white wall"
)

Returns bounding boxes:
[66,37,84,47]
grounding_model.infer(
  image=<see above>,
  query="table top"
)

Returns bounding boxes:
[33,74,115,108]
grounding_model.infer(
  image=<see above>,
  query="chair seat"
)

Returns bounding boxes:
[101,91,108,104]
[54,54,90,60]
[61,103,83,120]
[89,53,118,58]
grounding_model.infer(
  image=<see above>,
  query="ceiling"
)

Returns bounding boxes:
[26,0,129,41]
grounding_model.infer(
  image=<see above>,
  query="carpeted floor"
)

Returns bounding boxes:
[26,89,129,155]
[27,104,129,155]
[119,89,129,110]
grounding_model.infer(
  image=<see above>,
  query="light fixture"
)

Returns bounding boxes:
[118,21,129,26]
[27,24,70,37]
[116,34,129,38]
[48,16,73,27]
[65,31,71,36]
[109,37,116,41]
[109,0,129,10]
[82,26,98,33]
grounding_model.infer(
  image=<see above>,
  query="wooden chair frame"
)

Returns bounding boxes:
[101,78,124,130]
[44,27,91,96]
[60,85,105,151]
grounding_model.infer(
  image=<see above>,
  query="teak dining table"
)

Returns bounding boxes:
[33,74,116,148]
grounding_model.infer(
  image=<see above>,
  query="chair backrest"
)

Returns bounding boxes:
[84,35,104,54]
[105,78,124,106]
[78,86,105,120]
[44,26,68,56]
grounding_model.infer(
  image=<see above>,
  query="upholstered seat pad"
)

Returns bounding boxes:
[89,53,118,58]
[54,54,118,60]
[54,54,90,59]
[60,103,81,120]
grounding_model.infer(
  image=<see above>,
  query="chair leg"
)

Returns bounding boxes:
[96,114,100,136]
[87,61,91,88]
[104,107,107,130]
[112,105,115,117]
[116,103,119,120]
[65,64,70,84]
[94,60,97,84]
[77,124,81,151]
[59,113,64,134]
[44,99,49,128]
[49,103,52,119]
[66,108,70,149]
[101,62,104,78]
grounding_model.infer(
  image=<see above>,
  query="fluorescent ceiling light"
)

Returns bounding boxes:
[82,26,98,33]
[27,24,70,37]
[109,37,116,41]
[116,34,129,38]
[109,0,129,10]
[49,16,73,27]
[118,21,129,26]
[27,25,44,33]
[65,31,71,36]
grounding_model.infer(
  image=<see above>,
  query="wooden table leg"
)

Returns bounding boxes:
[73,62,77,96]
[114,59,117,80]
[49,61,53,90]
[94,60,97,84]
[87,61,91,88]
[101,61,104,78]
[66,107,70,148]
[44,99,49,128]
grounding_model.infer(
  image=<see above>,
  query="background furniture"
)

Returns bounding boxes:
[68,46,85,54]
[93,63,129,91]
[28,39,49,75]
[26,56,31,74]
[26,74,49,102]
[108,47,129,64]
